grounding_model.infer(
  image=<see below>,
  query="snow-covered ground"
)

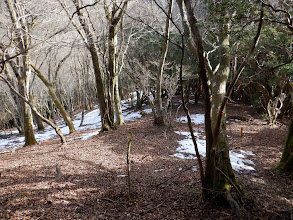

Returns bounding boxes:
[0,106,256,173]
[174,114,255,173]
[0,105,150,153]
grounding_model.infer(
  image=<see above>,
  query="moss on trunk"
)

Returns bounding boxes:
[277,116,293,172]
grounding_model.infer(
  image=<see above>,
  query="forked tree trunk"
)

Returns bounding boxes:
[72,0,113,131]
[4,0,37,146]
[105,1,128,126]
[154,0,173,126]
[211,14,239,196]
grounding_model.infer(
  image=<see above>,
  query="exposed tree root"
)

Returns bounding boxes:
[224,191,242,219]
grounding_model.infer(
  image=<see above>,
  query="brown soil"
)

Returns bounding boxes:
[0,100,292,219]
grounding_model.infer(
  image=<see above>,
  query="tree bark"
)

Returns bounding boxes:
[277,116,293,172]
[105,1,128,126]
[154,0,173,126]
[114,78,124,125]
[182,0,215,191]
[30,95,45,131]
[211,12,239,195]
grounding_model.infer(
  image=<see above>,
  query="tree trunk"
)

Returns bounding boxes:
[105,2,128,126]
[72,0,113,131]
[181,0,214,190]
[31,64,76,134]
[211,18,239,194]
[20,57,38,146]
[136,91,143,109]
[30,95,45,130]
[108,23,118,125]
[91,48,113,131]
[154,0,173,126]
[32,109,45,130]
[277,116,293,172]
[114,77,124,125]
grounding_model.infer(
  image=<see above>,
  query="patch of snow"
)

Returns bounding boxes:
[0,102,152,152]
[123,111,142,121]
[171,153,195,159]
[174,131,206,157]
[177,114,205,125]
[240,150,254,156]
[173,131,255,173]
[154,169,165,172]
[143,109,153,114]
[0,135,25,153]
[117,175,127,177]
[192,166,197,172]
[0,129,19,135]
[227,119,241,124]
[77,130,100,141]
[230,151,255,172]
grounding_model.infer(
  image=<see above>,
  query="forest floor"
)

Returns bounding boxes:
[0,98,292,219]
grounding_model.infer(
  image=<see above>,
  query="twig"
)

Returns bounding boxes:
[127,130,133,199]
[216,167,243,197]
[140,197,175,215]
[155,164,197,187]
[175,103,182,121]
[140,203,164,215]
[277,209,293,212]
[99,197,129,205]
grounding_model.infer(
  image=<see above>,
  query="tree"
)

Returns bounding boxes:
[104,0,129,126]
[0,70,66,144]
[233,0,293,124]
[124,0,179,125]
[0,56,24,134]
[58,0,115,131]
[257,0,293,172]
[153,0,173,126]
[277,116,293,172]
[30,47,76,134]
[4,0,37,146]
[176,0,264,216]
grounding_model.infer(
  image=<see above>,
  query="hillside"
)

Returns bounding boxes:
[0,100,292,219]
